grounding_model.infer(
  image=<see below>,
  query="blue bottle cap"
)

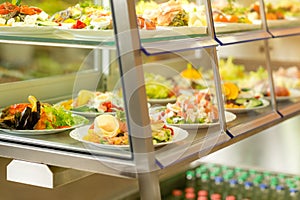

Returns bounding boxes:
[276,185,285,191]
[244,181,253,187]
[214,176,224,183]
[259,183,268,189]
[289,188,299,193]
[229,179,238,185]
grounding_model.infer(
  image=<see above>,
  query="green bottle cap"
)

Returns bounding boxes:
[255,174,263,181]
[186,170,195,180]
[285,178,294,185]
[223,173,233,182]
[200,165,208,171]
[221,165,229,171]
[241,172,249,179]
[235,167,242,173]
[288,183,297,189]
[249,169,256,175]
[201,173,209,181]
[263,171,271,177]
[212,167,221,175]
[278,173,286,180]
[294,176,300,181]
[270,177,279,183]
[238,176,246,184]
[195,168,202,178]
[270,180,278,188]
[253,178,262,186]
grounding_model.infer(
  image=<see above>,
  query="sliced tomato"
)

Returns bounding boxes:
[163,125,174,135]
[72,20,87,29]
[145,20,156,30]
[9,103,30,115]
[137,17,145,29]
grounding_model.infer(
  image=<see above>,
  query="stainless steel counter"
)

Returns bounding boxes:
[199,115,300,176]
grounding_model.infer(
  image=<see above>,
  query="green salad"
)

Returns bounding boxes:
[145,73,175,99]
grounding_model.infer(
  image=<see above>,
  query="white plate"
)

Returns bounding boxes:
[225,99,270,114]
[265,88,300,102]
[55,26,207,40]
[148,98,177,105]
[55,100,116,118]
[267,17,300,28]
[0,114,88,135]
[55,27,114,39]
[156,26,207,36]
[214,22,261,33]
[0,26,55,35]
[166,111,236,129]
[69,125,189,149]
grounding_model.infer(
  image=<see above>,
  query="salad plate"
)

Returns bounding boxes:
[265,89,300,102]
[0,114,88,135]
[225,99,270,114]
[148,97,177,105]
[266,17,300,28]
[69,125,189,149]
[166,111,236,129]
[55,100,115,118]
[55,27,114,39]
[0,26,56,35]
[214,22,261,33]
[54,26,207,40]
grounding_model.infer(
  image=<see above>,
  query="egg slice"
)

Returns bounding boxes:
[166,103,181,113]
[76,90,95,106]
[94,114,120,138]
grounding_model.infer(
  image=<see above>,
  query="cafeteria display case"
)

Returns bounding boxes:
[0,0,300,199]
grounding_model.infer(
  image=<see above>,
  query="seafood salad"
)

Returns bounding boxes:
[154,90,218,124]
[0,95,87,130]
[0,2,50,27]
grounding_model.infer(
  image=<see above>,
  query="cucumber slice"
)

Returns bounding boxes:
[235,98,263,108]
[235,98,247,105]
[248,98,263,108]
[37,21,59,26]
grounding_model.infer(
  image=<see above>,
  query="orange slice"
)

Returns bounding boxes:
[180,63,202,80]
[223,82,239,100]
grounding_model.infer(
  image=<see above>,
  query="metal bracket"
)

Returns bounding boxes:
[7,159,92,188]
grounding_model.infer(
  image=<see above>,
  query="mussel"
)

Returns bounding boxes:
[0,96,41,130]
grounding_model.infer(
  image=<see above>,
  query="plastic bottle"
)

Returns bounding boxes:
[256,183,270,200]
[268,178,278,199]
[241,181,254,200]
[195,167,202,180]
[211,176,225,197]
[225,195,236,200]
[199,173,210,192]
[197,197,208,200]
[210,193,222,200]
[185,187,195,194]
[169,189,184,200]
[287,188,300,200]
[184,192,196,200]
[278,173,286,185]
[274,185,286,200]
[186,170,196,188]
[197,190,208,198]
[225,179,239,199]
